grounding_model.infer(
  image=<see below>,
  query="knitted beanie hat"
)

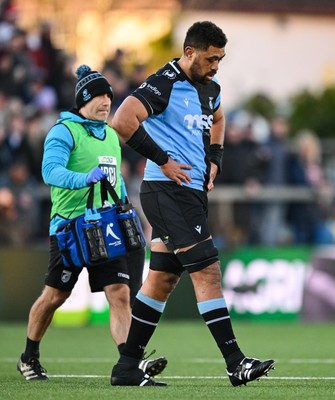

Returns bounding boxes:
[75,65,113,109]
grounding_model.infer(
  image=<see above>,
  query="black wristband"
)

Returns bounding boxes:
[126,125,169,166]
[209,144,224,174]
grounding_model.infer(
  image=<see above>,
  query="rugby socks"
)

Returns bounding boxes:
[118,343,126,354]
[120,291,166,362]
[22,338,40,362]
[197,298,245,372]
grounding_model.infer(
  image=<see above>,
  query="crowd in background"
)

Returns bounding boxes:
[0,3,334,249]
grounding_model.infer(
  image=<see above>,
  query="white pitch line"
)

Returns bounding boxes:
[3,357,335,364]
[192,358,335,364]
[49,375,335,380]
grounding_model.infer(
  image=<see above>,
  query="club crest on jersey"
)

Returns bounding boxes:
[162,70,176,79]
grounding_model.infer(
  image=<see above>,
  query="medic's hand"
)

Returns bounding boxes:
[86,167,108,185]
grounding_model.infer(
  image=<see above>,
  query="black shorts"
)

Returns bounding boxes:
[45,236,130,292]
[140,181,211,251]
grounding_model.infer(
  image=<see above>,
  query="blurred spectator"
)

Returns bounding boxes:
[0,186,17,245]
[55,53,76,110]
[0,49,23,97]
[7,27,32,102]
[104,48,125,79]
[25,111,45,182]
[0,111,36,180]
[286,130,334,244]
[0,158,41,245]
[103,49,129,114]
[218,113,270,246]
[258,116,292,246]
[127,63,148,93]
[26,21,60,86]
[0,88,9,121]
[27,70,58,112]
[0,0,18,49]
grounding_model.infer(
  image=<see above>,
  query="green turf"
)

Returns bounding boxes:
[1,321,334,399]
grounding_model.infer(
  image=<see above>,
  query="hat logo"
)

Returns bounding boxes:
[83,88,91,102]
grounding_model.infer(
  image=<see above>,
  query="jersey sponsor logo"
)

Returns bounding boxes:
[184,114,213,134]
[162,69,176,79]
[61,270,72,283]
[139,82,161,96]
[195,225,202,234]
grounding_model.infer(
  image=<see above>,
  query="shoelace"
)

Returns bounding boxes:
[142,349,156,360]
[28,358,47,375]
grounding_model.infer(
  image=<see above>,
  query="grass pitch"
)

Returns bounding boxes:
[0,320,334,399]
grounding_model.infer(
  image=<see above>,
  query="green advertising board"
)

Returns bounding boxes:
[219,247,312,322]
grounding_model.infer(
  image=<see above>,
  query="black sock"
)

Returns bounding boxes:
[121,299,162,360]
[199,300,244,372]
[22,338,40,362]
[117,343,126,355]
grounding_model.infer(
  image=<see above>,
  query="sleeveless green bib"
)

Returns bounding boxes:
[50,121,122,219]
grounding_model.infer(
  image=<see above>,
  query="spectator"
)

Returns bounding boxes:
[27,70,58,113]
[0,186,17,245]
[258,116,292,246]
[218,114,270,246]
[286,130,333,244]
[0,112,36,178]
[0,158,40,244]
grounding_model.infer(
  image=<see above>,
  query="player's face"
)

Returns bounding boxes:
[189,46,225,84]
[80,94,111,121]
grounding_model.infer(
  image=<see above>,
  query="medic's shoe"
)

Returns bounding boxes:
[17,355,48,381]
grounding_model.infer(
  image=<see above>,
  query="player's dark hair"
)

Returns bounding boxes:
[183,21,227,51]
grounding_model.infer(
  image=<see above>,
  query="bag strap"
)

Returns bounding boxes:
[100,178,123,206]
[86,178,123,209]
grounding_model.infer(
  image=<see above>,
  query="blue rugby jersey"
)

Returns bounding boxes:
[132,58,221,192]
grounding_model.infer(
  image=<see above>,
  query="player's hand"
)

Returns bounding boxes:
[160,157,192,186]
[207,163,219,192]
[86,167,108,185]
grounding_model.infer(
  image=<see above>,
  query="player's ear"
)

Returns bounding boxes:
[185,46,194,59]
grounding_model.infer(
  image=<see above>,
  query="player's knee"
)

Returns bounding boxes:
[105,283,130,301]
[149,252,180,293]
[46,289,71,309]
[176,239,219,273]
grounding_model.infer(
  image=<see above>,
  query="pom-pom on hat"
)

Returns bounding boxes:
[75,65,113,109]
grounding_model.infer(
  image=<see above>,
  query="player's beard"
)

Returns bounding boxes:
[189,59,211,85]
